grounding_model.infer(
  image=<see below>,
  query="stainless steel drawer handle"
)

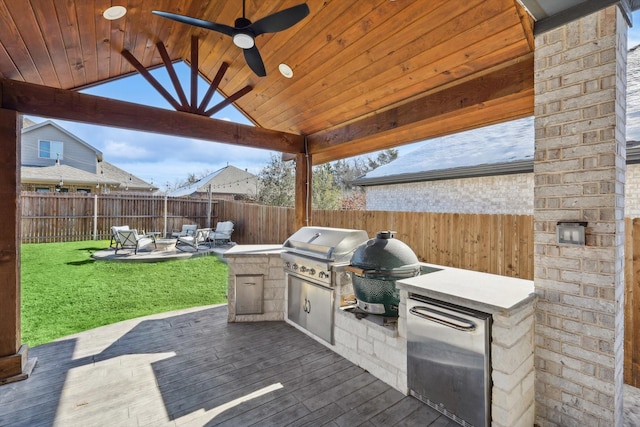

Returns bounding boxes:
[409,306,476,331]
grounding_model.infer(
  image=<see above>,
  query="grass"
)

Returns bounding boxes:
[20,240,229,347]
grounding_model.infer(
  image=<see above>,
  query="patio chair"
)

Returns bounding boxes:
[175,228,211,252]
[209,221,234,246]
[110,225,130,250]
[170,224,198,238]
[115,229,157,254]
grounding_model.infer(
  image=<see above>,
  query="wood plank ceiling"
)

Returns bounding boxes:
[0,0,536,164]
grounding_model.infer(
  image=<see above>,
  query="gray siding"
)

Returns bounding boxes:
[21,125,97,173]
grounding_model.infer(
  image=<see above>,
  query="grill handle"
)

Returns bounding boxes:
[345,265,365,275]
[409,305,477,332]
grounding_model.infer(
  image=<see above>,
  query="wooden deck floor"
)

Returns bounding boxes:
[0,305,455,427]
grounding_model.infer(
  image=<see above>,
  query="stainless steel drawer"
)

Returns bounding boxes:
[407,294,492,427]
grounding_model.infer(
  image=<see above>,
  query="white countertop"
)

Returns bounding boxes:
[397,263,535,314]
[223,244,284,257]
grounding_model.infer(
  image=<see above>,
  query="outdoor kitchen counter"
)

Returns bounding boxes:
[223,244,284,256]
[396,262,535,314]
[398,263,537,426]
[224,245,285,323]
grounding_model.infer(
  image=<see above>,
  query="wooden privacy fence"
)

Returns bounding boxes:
[220,201,534,279]
[626,218,640,387]
[314,209,534,279]
[21,192,218,243]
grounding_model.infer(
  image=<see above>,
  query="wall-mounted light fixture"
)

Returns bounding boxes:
[557,221,587,246]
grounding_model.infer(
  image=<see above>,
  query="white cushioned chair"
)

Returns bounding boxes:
[171,224,198,238]
[209,221,234,246]
[110,225,130,250]
[176,228,211,252]
[115,229,157,254]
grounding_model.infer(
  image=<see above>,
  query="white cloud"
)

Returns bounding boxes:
[103,140,149,159]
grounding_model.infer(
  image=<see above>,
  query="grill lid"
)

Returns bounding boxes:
[282,226,369,262]
[349,231,420,278]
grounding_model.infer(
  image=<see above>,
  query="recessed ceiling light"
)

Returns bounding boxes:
[103,6,127,20]
[233,33,255,49]
[279,63,293,78]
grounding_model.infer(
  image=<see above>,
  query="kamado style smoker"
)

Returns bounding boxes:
[346,231,421,317]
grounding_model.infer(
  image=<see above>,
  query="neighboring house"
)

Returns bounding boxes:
[353,45,640,217]
[20,119,156,193]
[167,165,258,200]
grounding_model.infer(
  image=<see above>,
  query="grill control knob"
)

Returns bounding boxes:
[285,262,291,269]
[318,271,327,279]
[309,269,316,276]
[293,264,298,270]
[300,266,308,273]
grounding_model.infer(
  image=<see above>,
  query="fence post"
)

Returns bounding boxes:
[207,184,212,228]
[93,194,98,240]
[163,195,168,238]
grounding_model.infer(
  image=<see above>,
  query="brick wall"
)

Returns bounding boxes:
[365,174,533,214]
[364,164,640,217]
[533,6,626,426]
[491,303,536,427]
[626,164,640,216]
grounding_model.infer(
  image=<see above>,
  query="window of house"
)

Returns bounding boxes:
[35,187,50,193]
[39,140,64,160]
[76,188,91,194]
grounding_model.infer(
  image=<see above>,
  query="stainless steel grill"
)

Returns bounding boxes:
[282,226,369,344]
[282,226,369,287]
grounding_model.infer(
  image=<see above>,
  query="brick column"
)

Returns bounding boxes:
[533,6,626,426]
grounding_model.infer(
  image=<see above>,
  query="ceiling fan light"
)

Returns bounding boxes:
[103,6,127,20]
[279,63,294,78]
[233,33,254,49]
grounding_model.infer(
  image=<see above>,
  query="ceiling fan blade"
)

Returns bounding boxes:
[243,46,266,77]
[152,10,236,37]
[250,3,310,36]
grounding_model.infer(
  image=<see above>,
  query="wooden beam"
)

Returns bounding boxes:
[295,152,311,229]
[306,56,534,164]
[156,41,190,109]
[311,92,533,165]
[514,0,535,52]
[0,79,305,154]
[205,85,253,117]
[0,108,20,360]
[312,90,533,164]
[190,35,198,109]
[120,49,183,112]
[282,153,297,162]
[0,108,35,384]
[198,62,229,113]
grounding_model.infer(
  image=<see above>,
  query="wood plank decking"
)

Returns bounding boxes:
[0,305,455,427]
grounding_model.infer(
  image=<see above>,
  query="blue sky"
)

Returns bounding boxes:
[29,10,640,189]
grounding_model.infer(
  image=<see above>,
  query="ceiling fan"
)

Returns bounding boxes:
[152,1,310,77]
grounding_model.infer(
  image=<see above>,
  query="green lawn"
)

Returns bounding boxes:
[20,240,229,347]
